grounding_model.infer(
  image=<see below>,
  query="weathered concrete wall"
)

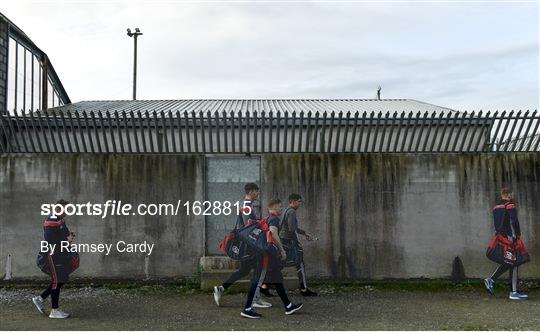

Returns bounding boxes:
[1,153,539,280]
[262,154,540,279]
[0,154,205,279]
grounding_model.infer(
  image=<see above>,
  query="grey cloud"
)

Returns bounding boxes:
[1,1,538,110]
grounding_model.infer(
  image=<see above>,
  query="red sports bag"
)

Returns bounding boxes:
[219,230,254,261]
[486,234,530,266]
[236,218,278,256]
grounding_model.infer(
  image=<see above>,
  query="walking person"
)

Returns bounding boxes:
[484,188,528,300]
[241,198,303,319]
[280,193,318,296]
[32,199,74,318]
[213,183,272,308]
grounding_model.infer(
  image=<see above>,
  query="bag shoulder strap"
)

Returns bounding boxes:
[280,207,293,229]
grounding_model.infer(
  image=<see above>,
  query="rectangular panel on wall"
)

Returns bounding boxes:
[205,156,260,255]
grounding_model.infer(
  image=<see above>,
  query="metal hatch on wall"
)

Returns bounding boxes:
[205,156,261,255]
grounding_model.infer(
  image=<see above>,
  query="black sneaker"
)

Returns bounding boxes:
[241,309,262,319]
[260,287,275,297]
[300,288,318,296]
[285,303,303,315]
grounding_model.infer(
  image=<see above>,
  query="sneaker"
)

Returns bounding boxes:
[213,286,224,307]
[260,287,275,297]
[241,308,262,319]
[300,288,318,296]
[509,292,528,300]
[253,298,272,308]
[483,278,494,295]
[31,296,45,314]
[49,309,70,319]
[285,303,303,315]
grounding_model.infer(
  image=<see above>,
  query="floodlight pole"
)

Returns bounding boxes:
[127,28,143,100]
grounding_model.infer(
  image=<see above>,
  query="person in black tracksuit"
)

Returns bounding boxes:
[483,188,528,300]
[280,193,317,296]
[241,198,303,319]
[213,183,272,308]
[32,199,74,319]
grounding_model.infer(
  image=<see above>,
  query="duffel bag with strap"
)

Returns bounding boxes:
[236,218,278,255]
[219,230,254,261]
[513,238,530,266]
[486,234,530,266]
[37,250,80,276]
[37,251,51,275]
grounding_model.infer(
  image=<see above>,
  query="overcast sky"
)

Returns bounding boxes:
[2,0,539,110]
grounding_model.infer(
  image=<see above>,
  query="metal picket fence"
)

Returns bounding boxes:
[0,109,538,153]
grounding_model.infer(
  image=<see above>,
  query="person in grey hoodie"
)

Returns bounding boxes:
[280,193,317,296]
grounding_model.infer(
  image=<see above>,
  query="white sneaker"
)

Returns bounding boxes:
[32,296,45,314]
[253,298,272,308]
[49,309,70,319]
[509,292,528,300]
[213,286,224,307]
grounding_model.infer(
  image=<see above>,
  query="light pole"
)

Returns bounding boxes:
[127,28,143,100]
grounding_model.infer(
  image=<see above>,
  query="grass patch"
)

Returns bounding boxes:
[103,280,200,295]
[313,279,540,293]
[1,278,200,295]
[2,278,538,294]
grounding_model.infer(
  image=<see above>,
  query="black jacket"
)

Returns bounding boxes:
[279,207,306,242]
[492,199,521,238]
[43,215,70,248]
[43,215,71,283]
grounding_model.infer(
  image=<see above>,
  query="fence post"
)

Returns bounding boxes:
[0,17,8,113]
[1,108,537,154]
[40,55,48,110]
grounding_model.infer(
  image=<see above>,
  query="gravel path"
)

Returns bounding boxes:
[1,285,539,330]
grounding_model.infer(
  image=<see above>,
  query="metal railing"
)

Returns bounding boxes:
[0,110,538,153]
[1,13,71,112]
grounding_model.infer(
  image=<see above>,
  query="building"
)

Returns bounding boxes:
[1,13,539,282]
[1,98,498,153]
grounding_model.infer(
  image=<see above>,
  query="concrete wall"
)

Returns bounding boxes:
[262,154,540,279]
[0,154,205,279]
[1,153,538,280]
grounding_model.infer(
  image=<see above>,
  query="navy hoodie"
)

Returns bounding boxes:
[43,215,70,254]
[492,199,521,238]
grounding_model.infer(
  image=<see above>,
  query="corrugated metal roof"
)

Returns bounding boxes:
[48,99,457,115]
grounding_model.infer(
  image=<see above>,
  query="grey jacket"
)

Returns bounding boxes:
[279,207,306,242]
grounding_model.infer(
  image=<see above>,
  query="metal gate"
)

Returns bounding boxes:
[205,156,260,255]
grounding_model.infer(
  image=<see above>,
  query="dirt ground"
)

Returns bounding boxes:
[1,284,539,330]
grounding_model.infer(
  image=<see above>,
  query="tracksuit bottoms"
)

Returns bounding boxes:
[244,254,291,310]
